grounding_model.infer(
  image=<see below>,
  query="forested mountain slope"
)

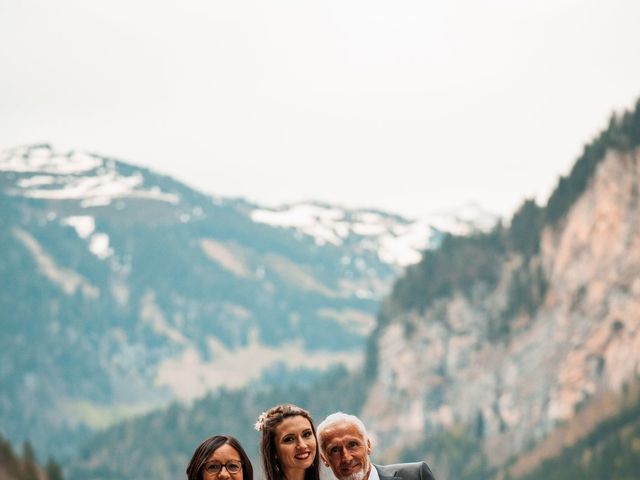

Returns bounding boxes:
[2,145,493,459]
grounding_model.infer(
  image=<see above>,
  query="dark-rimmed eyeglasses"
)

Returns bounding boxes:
[204,461,243,475]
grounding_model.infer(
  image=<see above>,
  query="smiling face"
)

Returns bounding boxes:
[274,415,318,479]
[319,421,371,480]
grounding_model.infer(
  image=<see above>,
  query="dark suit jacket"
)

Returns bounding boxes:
[374,462,436,480]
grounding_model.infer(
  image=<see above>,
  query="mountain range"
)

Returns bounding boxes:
[2,95,639,480]
[0,144,496,462]
[50,96,640,480]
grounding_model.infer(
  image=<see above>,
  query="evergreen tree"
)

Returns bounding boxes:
[22,441,39,480]
[46,457,65,480]
[508,198,544,258]
[0,433,23,479]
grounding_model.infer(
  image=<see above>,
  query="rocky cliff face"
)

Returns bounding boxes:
[361,146,640,467]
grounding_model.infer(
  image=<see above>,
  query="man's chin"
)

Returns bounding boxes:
[337,470,367,480]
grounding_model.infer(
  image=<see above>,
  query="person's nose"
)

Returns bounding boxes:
[340,448,353,462]
[296,436,309,449]
[217,466,231,479]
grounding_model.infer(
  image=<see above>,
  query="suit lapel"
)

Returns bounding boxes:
[374,464,399,480]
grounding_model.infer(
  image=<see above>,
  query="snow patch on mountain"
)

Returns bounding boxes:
[62,215,113,259]
[1,145,180,205]
[251,203,429,266]
[0,145,102,174]
[251,203,348,246]
[251,202,498,268]
[89,233,113,259]
[16,175,57,188]
[425,202,500,236]
[63,216,96,239]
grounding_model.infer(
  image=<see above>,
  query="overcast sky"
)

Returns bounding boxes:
[2,0,640,219]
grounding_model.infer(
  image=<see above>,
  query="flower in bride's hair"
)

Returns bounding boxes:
[255,411,268,431]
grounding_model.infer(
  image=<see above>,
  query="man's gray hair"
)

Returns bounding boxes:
[316,412,369,451]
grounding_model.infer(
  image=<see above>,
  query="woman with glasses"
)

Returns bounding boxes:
[255,404,320,480]
[186,435,253,480]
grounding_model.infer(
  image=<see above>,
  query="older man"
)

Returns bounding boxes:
[317,412,435,480]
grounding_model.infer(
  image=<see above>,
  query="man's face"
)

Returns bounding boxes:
[320,421,372,480]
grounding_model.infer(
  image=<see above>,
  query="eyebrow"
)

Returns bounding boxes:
[281,427,312,437]
[328,438,361,447]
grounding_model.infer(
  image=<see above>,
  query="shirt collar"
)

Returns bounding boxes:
[368,464,380,480]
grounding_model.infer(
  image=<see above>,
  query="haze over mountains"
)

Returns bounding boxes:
[55,96,640,480]
[2,96,640,480]
[0,144,496,463]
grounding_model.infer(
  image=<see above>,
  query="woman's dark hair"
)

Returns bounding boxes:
[255,404,320,480]
[186,435,253,480]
